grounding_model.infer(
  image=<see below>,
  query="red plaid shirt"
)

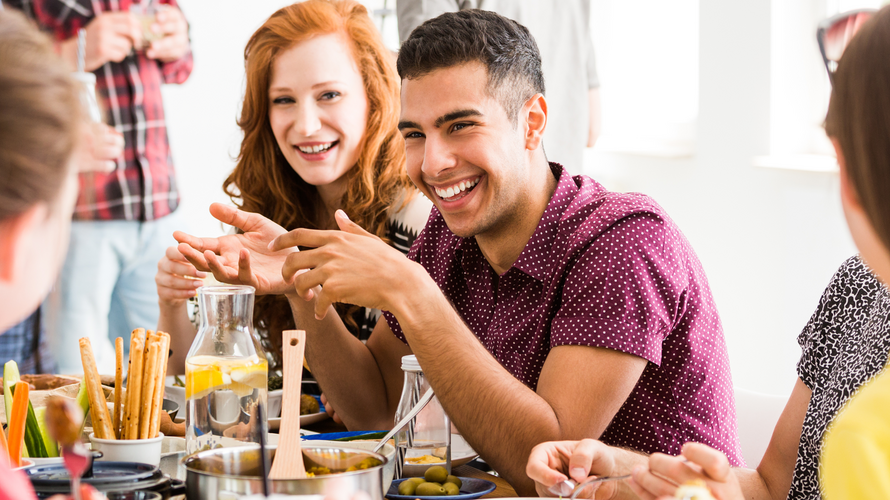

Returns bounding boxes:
[7,0,192,221]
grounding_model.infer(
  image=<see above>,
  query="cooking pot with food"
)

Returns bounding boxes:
[184,445,387,499]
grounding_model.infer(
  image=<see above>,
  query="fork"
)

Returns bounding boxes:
[547,474,631,499]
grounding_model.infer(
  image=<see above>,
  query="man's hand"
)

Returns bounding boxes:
[145,6,189,62]
[76,122,123,173]
[527,439,620,498]
[65,12,142,72]
[156,246,206,307]
[174,203,297,295]
[271,210,423,319]
[628,443,742,500]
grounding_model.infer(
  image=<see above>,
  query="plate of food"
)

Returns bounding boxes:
[267,393,327,431]
[386,474,495,500]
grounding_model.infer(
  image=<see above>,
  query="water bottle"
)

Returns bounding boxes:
[393,355,451,479]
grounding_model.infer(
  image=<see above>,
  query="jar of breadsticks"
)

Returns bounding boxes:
[184,285,268,454]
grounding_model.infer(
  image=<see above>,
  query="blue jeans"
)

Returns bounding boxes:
[46,210,185,374]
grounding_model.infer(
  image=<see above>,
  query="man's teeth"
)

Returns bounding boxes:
[434,178,479,199]
[298,142,334,154]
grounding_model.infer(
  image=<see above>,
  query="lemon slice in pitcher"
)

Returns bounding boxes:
[229,359,268,397]
[186,355,230,400]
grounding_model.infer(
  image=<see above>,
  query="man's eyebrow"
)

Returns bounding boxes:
[398,109,484,132]
[398,120,421,131]
[435,109,482,128]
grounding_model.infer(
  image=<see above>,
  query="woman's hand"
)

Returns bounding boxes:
[320,393,344,425]
[628,443,743,500]
[156,246,205,307]
[174,203,298,295]
[526,439,620,498]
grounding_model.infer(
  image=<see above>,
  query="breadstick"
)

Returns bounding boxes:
[124,328,146,440]
[78,338,115,440]
[139,332,161,439]
[149,332,171,438]
[113,337,123,439]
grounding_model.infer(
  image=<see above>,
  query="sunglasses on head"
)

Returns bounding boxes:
[817,9,876,83]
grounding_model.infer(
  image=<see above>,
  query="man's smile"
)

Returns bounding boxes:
[431,176,481,201]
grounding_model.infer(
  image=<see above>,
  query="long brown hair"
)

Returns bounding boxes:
[226,0,412,365]
[825,6,890,254]
[0,9,81,220]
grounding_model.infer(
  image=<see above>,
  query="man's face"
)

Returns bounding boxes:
[399,62,535,239]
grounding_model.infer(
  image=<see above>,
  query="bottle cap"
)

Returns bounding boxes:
[401,355,422,372]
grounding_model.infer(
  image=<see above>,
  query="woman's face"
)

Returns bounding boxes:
[0,157,78,331]
[268,33,369,195]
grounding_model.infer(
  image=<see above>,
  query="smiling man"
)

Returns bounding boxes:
[178,9,742,495]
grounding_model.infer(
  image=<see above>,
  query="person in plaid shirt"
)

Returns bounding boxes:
[4,0,193,373]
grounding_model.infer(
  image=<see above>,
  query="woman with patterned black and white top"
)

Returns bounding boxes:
[156,0,431,374]
[597,6,890,500]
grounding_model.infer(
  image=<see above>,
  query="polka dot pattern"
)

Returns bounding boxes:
[382,164,743,465]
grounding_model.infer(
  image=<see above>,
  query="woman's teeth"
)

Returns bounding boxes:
[434,177,479,199]
[297,142,334,154]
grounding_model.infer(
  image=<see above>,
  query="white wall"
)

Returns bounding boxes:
[162,0,857,397]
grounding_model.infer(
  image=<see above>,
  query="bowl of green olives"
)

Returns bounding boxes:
[386,466,496,500]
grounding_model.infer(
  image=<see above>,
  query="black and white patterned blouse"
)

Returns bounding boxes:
[790,256,890,499]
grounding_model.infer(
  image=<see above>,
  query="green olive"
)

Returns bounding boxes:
[443,482,460,495]
[424,465,449,484]
[398,480,419,496]
[406,477,426,487]
[415,482,447,496]
[444,476,462,489]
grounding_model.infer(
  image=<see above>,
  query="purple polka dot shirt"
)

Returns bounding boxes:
[383,164,744,465]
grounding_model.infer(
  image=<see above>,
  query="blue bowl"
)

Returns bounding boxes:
[386,477,496,500]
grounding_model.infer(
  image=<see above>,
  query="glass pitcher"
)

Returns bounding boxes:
[394,355,451,478]
[185,286,268,454]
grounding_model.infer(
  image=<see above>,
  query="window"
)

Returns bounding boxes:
[590,0,700,157]
[756,0,882,172]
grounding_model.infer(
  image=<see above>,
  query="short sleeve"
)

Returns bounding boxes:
[551,212,683,366]
[797,256,864,390]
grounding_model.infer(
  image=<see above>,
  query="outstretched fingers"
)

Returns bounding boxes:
[173,230,221,254]
[209,202,262,233]
[204,250,238,283]
[177,242,211,272]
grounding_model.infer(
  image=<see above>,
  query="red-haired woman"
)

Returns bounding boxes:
[157,0,430,374]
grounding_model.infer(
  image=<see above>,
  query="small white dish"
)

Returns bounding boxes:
[27,456,63,467]
[89,432,165,466]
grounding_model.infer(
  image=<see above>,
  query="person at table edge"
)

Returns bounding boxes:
[176,9,742,495]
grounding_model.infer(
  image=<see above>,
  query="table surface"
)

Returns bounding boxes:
[451,465,517,498]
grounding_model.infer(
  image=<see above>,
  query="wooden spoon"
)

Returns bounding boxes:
[269,330,307,479]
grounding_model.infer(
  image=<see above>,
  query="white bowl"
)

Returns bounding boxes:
[304,439,395,495]
[89,432,165,466]
[164,375,186,413]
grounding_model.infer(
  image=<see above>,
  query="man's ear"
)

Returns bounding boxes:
[523,93,547,151]
[0,204,45,283]
[833,138,862,211]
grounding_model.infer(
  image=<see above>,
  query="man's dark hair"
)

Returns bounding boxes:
[397,9,545,125]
